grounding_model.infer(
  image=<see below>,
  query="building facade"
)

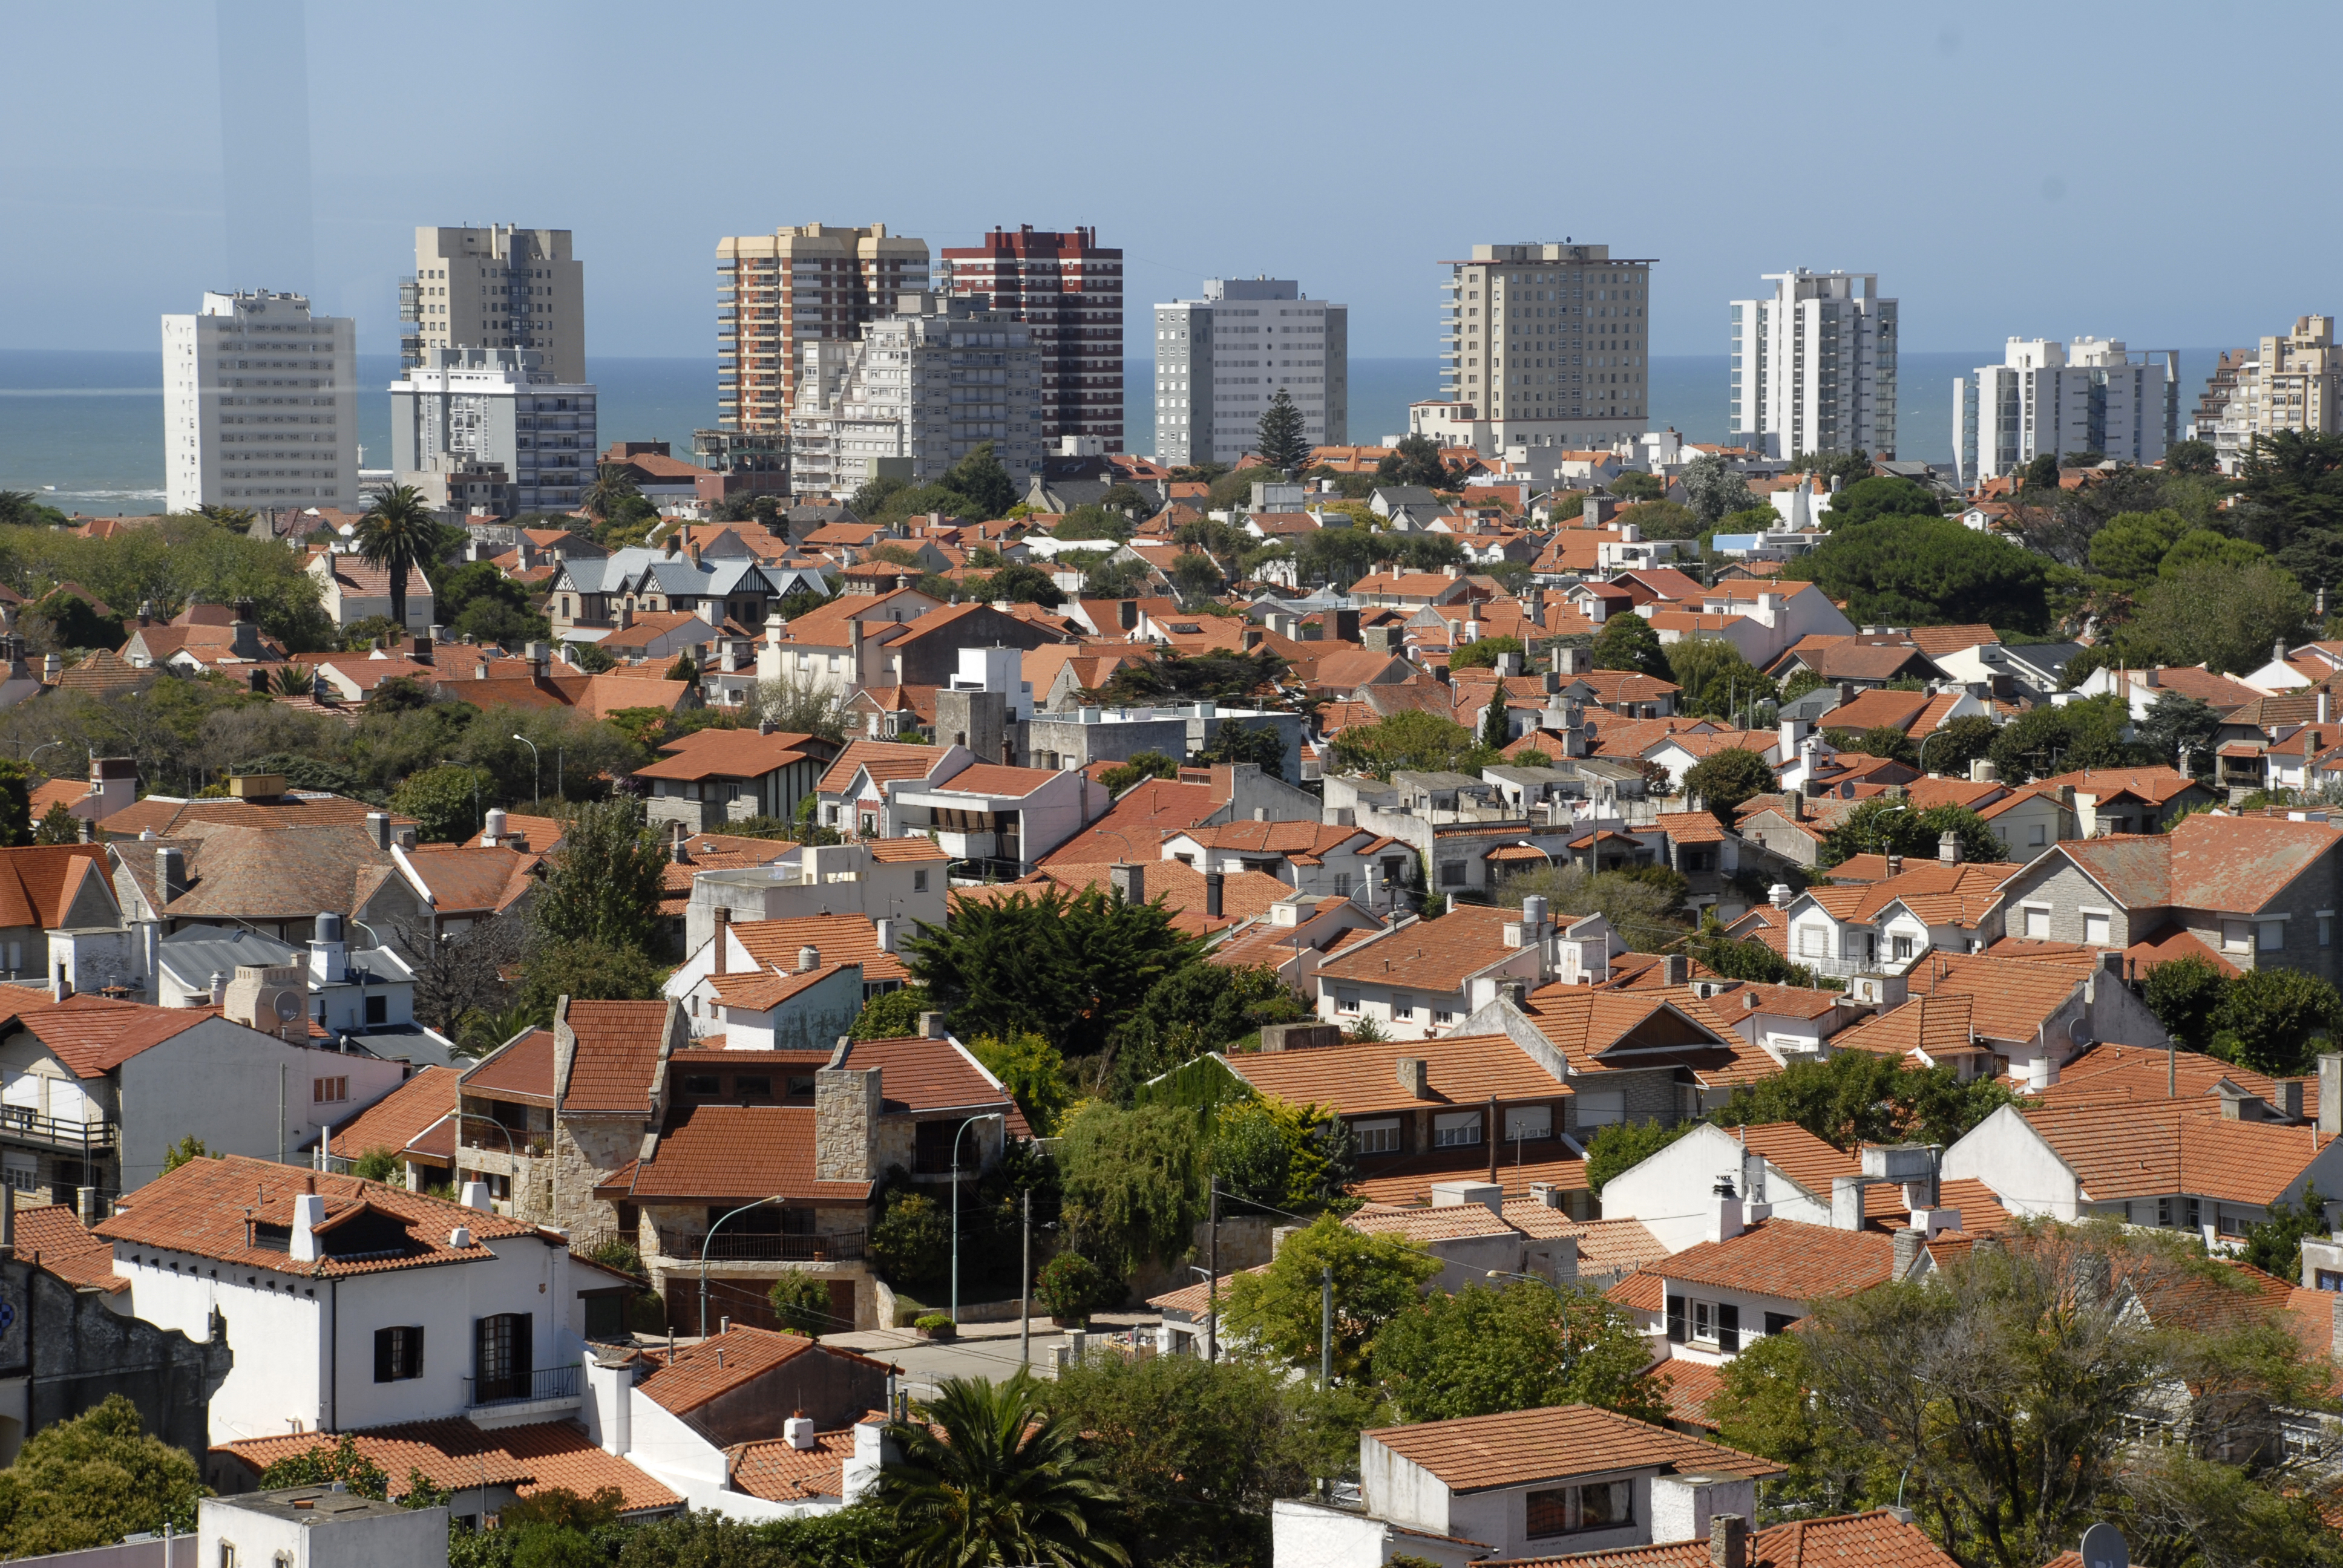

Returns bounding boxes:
[1953,338,2180,486]
[388,347,597,515]
[1152,278,1348,468]
[784,293,1040,498]
[398,226,584,382]
[162,291,358,515]
[1728,269,1898,459]
[1434,241,1652,452]
[2205,315,2343,472]
[940,226,1124,449]
[715,224,930,434]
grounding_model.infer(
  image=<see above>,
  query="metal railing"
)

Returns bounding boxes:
[462,1365,580,1409]
[659,1228,864,1263]
[0,1106,116,1151]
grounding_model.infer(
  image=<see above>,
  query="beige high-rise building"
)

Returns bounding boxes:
[1426,241,1654,458]
[716,224,929,433]
[399,226,584,384]
[2207,315,2342,471]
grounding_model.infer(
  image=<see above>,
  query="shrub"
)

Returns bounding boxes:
[912,1312,956,1333]
[768,1274,833,1336]
[868,1188,949,1288]
[1034,1250,1115,1321]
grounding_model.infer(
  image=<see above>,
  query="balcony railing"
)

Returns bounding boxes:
[0,1106,116,1151]
[659,1228,865,1263]
[463,1365,579,1410]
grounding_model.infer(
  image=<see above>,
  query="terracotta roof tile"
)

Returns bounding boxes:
[726,1425,862,1502]
[216,1420,681,1515]
[1225,1031,1567,1117]
[635,1327,892,1414]
[1349,1146,1588,1207]
[1660,1217,1899,1301]
[559,1002,676,1114]
[324,1065,459,1161]
[1365,1402,1781,1493]
[707,964,854,1013]
[837,1033,1019,1122]
[635,729,817,783]
[1316,904,1526,993]
[1657,1357,1726,1429]
[1495,1509,1960,1568]
[15,1203,127,1293]
[730,915,908,986]
[1499,1210,1667,1275]
[6,993,226,1079]
[2018,1099,2332,1206]
[1904,951,2096,1044]
[1039,779,1228,866]
[1345,1202,1519,1243]
[0,843,114,930]
[463,1028,557,1104]
[620,1105,871,1203]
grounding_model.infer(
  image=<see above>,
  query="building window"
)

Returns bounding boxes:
[1355,1119,1400,1155]
[1525,1481,1633,1539]
[2083,912,2111,946]
[1891,935,1913,961]
[2029,823,2047,846]
[1438,861,1466,886]
[914,869,929,892]
[1763,1311,1800,1336]
[1433,1111,1483,1147]
[2023,907,2050,940]
[1333,872,1352,897]
[2223,920,2252,952]
[1798,926,1823,958]
[1505,1105,1553,1142]
[2259,920,2285,952]
[365,996,388,1025]
[1335,987,1360,1014]
[313,1076,348,1104]
[374,1324,424,1382]
[1391,993,1415,1020]
[473,1312,532,1403]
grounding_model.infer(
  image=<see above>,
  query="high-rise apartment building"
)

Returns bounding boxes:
[1152,279,1346,468]
[785,293,1041,500]
[1953,338,2178,486]
[388,347,597,515]
[715,224,929,433]
[162,290,357,515]
[398,227,583,383]
[939,226,1123,449]
[1729,270,1898,459]
[2203,316,2342,472]
[1431,242,1652,456]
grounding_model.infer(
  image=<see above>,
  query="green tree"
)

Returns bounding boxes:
[1666,638,1776,720]
[1372,1278,1667,1425]
[1589,611,1671,678]
[1255,388,1312,475]
[968,1031,1072,1136]
[1447,634,1526,671]
[256,1432,392,1498]
[530,799,671,955]
[940,442,1020,519]
[1096,648,1288,707]
[851,985,936,1040]
[160,1134,211,1172]
[2144,958,2230,1051]
[30,589,125,652]
[768,1273,837,1336]
[2210,966,2343,1076]
[2086,508,2194,584]
[2241,1183,2330,1284]
[1686,915,1812,985]
[269,662,318,698]
[1113,963,1310,1092]
[516,939,663,1013]
[1204,1095,1352,1214]
[388,763,493,843]
[1918,714,1999,777]
[2137,690,2223,774]
[1823,475,1941,529]
[1477,687,1510,750]
[1326,710,1496,780]
[1582,1119,1692,1194]
[1614,500,1700,541]
[1790,516,2053,634]
[1707,1051,2014,1152]
[1680,746,1777,822]
[849,474,911,520]
[1495,863,1686,953]
[1987,694,2139,785]
[0,1395,207,1555]
[871,1374,1127,1568]
[2126,560,2312,675]
[1099,750,1181,794]
[903,887,1201,1060]
[1846,725,1919,767]
[1609,471,1665,501]
[350,1147,403,1184]
[1055,1102,1204,1277]
[1678,452,1758,527]
[1375,434,1455,491]
[0,759,35,848]
[1709,1328,1869,1520]
[2166,438,2221,477]
[30,801,77,844]
[354,483,438,632]
[1191,720,1285,780]
[585,464,645,521]
[1222,1214,1442,1381]
[869,1188,950,1289]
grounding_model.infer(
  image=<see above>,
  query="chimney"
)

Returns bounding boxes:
[1893,1226,1925,1279]
[1830,1175,1867,1231]
[711,906,730,974]
[2323,691,2334,726]
[798,945,821,973]
[784,1414,817,1451]
[1939,831,1962,865]
[290,1192,327,1262]
[229,599,261,661]
[1768,883,1792,907]
[366,811,392,850]
[209,970,226,1006]
[2278,637,2290,667]
[1663,953,1689,985]
[156,846,187,905]
[1200,871,1225,920]
[1709,1515,1747,1568]
[1709,1175,1743,1243]
[2278,1079,2305,1121]
[1108,861,1145,906]
[460,1180,494,1213]
[1886,854,1902,876]
[1397,1058,1431,1098]
[50,964,69,1003]
[921,1011,948,1040]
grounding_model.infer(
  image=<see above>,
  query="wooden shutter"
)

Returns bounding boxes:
[1665,1294,1686,1344]
[374,1327,396,1383]
[1717,1302,1740,1354]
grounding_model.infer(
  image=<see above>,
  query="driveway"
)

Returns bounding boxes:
[820,1310,1162,1397]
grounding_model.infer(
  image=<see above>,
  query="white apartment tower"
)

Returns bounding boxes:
[1153,279,1347,468]
[162,290,358,516]
[1729,270,1898,459]
[716,224,931,433]
[2201,315,2343,472]
[388,347,597,515]
[1425,242,1652,458]
[1953,338,2180,486]
[399,226,583,383]
[785,292,1041,499]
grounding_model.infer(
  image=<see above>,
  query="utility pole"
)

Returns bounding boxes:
[1320,1265,1333,1387]
[1207,1177,1219,1364]
[1020,1187,1032,1369]
[277,1065,286,1165]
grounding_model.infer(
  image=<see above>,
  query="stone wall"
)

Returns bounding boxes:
[549,1117,647,1238]
[815,1067,882,1183]
[5,1259,231,1465]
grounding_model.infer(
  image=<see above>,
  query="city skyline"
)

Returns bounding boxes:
[4,2,2340,371]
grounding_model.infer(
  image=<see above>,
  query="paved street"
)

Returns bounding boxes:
[821,1310,1162,1395]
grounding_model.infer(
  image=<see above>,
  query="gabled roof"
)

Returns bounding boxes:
[1658,1217,1898,1301]
[4,993,229,1079]
[1904,952,2091,1045]
[2033,766,2208,807]
[0,844,113,930]
[1222,1030,1566,1116]
[1365,1402,1781,1493]
[729,914,909,985]
[2015,1100,2332,1205]
[324,1065,459,1161]
[15,1203,128,1293]
[559,1001,676,1114]
[617,1105,871,1203]
[1496,1509,1960,1568]
[634,1326,893,1415]
[1315,903,1527,992]
[216,1420,680,1515]
[462,1028,556,1104]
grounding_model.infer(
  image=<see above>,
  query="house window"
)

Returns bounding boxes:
[2259,920,2285,952]
[374,1325,424,1382]
[313,1076,347,1104]
[914,869,929,892]
[1798,926,1823,958]
[1891,935,1914,961]
[1577,1089,1624,1127]
[365,996,388,1025]
[2083,912,2111,946]
[1355,1119,1401,1154]
[1438,861,1466,886]
[2023,906,2050,940]
[1335,987,1361,1014]
[1763,1311,1800,1336]
[2029,823,2047,846]
[1505,1105,1553,1142]
[1433,1111,1483,1147]
[1333,872,1352,897]
[2223,920,2252,952]
[2323,914,2335,947]
[2217,1208,2247,1237]
[473,1312,532,1403]
[1525,1480,1633,1539]
[2316,1269,2343,1291]
[1391,993,1415,1020]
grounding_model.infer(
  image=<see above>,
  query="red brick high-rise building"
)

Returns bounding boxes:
[939,226,1122,451]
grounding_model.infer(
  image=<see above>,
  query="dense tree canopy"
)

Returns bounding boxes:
[1791,516,2053,634]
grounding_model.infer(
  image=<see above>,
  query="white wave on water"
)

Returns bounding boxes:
[0,388,165,397]
[39,488,167,501]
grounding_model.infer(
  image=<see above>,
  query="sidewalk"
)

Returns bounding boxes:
[819,1310,1161,1395]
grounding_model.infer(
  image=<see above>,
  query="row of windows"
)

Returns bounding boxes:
[1347,1106,1555,1154]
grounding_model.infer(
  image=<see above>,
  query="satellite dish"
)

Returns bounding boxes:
[2078,1523,2128,1568]
[274,991,304,1023]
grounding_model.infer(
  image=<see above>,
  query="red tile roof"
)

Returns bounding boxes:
[729,915,909,985]
[216,1419,681,1515]
[464,1028,557,1104]
[616,1105,871,1203]
[324,1065,459,1162]
[1496,1509,1961,1568]
[1658,1217,1898,1301]
[1365,1402,1781,1492]
[634,1327,894,1414]
[15,1203,126,1293]
[2019,1099,2333,1206]
[726,1425,863,1502]
[1226,1031,1565,1117]
[1039,777,1227,866]
[5,993,227,1079]
[837,1033,1020,1122]
[560,1001,676,1114]
[635,729,816,783]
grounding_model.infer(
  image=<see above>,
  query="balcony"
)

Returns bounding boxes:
[657,1228,865,1264]
[464,1365,580,1416]
[0,1107,116,1152]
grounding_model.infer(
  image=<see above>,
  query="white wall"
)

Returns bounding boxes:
[1940,1104,2080,1220]
[117,1022,410,1191]
[1598,1123,1832,1252]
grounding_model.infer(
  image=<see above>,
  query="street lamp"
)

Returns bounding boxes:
[951,1112,1005,1323]
[700,1194,786,1336]
[25,740,63,774]
[511,734,540,806]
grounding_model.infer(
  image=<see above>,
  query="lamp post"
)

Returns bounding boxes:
[700,1194,785,1337]
[950,1112,1004,1323]
[511,734,540,806]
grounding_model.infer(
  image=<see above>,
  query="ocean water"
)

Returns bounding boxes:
[0,346,2233,512]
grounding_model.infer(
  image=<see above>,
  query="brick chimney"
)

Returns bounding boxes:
[1397,1058,1431,1099]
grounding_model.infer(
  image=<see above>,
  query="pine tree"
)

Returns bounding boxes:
[1480,691,1510,750]
[1255,388,1311,475]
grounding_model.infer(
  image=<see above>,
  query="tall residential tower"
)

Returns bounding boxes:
[715,224,929,433]
[940,226,1123,449]
[399,227,583,382]
[1152,279,1346,468]
[162,290,357,515]
[1953,338,2178,486]
[1728,269,1898,459]
[1422,242,1651,457]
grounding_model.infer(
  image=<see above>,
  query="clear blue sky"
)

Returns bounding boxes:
[2,1,2332,364]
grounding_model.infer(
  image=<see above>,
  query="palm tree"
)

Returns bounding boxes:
[355,484,436,633]
[584,463,641,522]
[269,664,317,699]
[872,1374,1127,1568]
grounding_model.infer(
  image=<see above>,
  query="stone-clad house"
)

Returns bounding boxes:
[1991,814,2343,984]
